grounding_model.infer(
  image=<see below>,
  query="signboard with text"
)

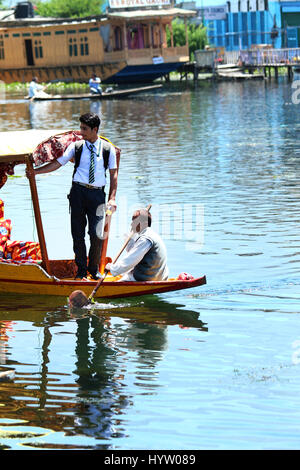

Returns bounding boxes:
[109,0,171,8]
[198,6,227,21]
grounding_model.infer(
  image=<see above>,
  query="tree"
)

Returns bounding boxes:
[35,0,105,18]
[167,20,208,60]
[188,23,208,59]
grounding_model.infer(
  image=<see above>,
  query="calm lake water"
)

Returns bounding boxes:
[0,77,300,450]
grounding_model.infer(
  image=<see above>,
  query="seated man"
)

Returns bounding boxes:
[89,74,102,95]
[105,208,169,281]
[28,77,43,98]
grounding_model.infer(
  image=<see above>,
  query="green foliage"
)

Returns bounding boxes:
[167,20,187,46]
[166,20,208,60]
[35,0,105,18]
[188,23,208,59]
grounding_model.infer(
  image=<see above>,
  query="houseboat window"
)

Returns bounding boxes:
[69,38,78,57]
[0,35,4,60]
[80,37,89,56]
[34,40,43,59]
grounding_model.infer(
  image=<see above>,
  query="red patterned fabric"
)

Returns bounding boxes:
[0,199,12,258]
[0,219,12,254]
[177,272,195,280]
[5,240,41,262]
[32,130,83,166]
[0,131,120,189]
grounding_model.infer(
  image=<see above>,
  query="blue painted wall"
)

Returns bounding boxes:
[186,1,300,50]
[203,1,283,50]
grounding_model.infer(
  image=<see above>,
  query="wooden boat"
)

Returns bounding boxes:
[31,84,163,101]
[0,130,206,300]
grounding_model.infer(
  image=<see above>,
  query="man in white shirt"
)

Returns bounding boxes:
[89,74,102,95]
[105,209,169,282]
[26,113,118,280]
[28,77,44,98]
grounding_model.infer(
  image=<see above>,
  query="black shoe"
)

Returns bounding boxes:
[88,271,103,281]
[75,271,87,280]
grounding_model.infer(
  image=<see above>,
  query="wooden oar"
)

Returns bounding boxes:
[87,231,134,303]
[68,204,151,308]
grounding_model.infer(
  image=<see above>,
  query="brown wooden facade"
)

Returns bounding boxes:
[0,8,195,83]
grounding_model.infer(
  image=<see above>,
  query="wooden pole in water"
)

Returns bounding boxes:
[25,156,51,275]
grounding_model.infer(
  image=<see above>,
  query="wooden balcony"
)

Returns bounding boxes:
[104,45,189,66]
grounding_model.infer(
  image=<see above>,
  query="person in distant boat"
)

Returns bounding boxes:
[89,74,103,95]
[28,77,46,98]
[105,208,169,282]
[26,112,118,281]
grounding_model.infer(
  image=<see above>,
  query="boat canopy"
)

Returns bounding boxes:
[0,129,82,188]
[0,129,120,189]
[0,129,77,162]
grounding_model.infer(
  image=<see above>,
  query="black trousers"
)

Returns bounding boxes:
[69,183,106,276]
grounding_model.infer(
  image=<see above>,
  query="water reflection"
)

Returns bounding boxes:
[72,315,128,442]
[0,295,205,449]
[2,80,300,449]
[28,99,103,130]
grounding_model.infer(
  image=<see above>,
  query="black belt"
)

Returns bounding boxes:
[73,181,104,190]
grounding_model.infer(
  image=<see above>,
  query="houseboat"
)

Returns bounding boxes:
[0,2,196,84]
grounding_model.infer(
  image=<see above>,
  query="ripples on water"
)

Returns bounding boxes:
[0,78,300,449]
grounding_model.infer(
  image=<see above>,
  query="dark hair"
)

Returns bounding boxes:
[79,113,101,131]
[132,209,152,232]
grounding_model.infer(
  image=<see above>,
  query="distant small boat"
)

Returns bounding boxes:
[30,84,163,101]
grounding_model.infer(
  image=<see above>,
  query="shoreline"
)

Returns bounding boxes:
[1,68,297,98]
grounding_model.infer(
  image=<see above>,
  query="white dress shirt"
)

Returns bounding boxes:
[57,138,117,187]
[109,232,152,280]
